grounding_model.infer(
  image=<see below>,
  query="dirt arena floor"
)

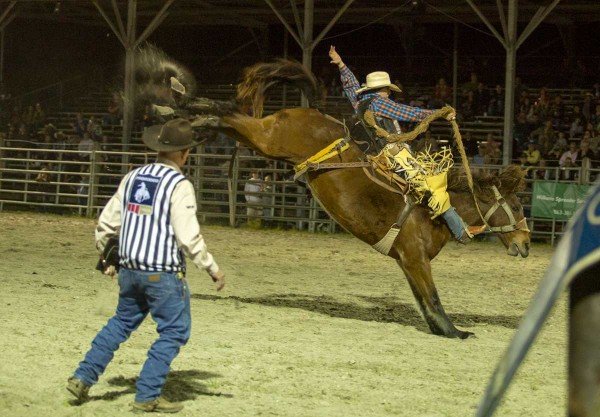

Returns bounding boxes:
[0,212,565,417]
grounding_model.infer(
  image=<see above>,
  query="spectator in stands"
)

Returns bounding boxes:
[22,105,35,128]
[87,116,102,140]
[560,142,579,168]
[570,117,584,139]
[530,120,556,154]
[10,105,21,127]
[261,174,273,227]
[523,141,541,166]
[104,92,122,126]
[571,105,585,124]
[72,113,88,138]
[592,83,600,100]
[32,103,45,131]
[549,95,565,124]
[431,78,451,107]
[582,93,594,122]
[487,84,503,116]
[555,131,568,151]
[591,105,600,128]
[472,145,487,173]
[460,131,478,158]
[513,111,530,150]
[77,132,95,161]
[545,145,563,180]
[461,72,478,96]
[484,133,502,165]
[244,169,263,227]
[579,140,596,166]
[142,105,158,128]
[15,124,29,143]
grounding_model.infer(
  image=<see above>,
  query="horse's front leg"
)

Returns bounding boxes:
[395,245,473,339]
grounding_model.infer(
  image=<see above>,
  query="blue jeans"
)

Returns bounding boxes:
[73,269,191,402]
[441,206,467,239]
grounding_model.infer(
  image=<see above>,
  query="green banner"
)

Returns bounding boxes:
[531,181,591,220]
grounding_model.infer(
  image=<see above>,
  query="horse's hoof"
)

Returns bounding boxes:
[457,329,475,339]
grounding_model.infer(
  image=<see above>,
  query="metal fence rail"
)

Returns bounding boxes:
[0,145,336,232]
[0,145,597,241]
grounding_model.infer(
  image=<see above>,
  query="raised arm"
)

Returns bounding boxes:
[329,46,360,109]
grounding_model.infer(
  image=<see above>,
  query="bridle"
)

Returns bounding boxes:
[479,185,529,234]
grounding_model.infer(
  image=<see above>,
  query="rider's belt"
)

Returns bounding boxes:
[294,138,349,180]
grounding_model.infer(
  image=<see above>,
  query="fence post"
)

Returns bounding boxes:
[87,150,96,217]
[228,151,238,227]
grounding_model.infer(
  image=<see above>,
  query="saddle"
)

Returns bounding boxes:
[348,115,409,195]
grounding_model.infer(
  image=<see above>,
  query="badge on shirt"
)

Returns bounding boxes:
[127,174,160,215]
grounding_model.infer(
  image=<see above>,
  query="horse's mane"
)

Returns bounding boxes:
[236,59,319,117]
[447,165,526,199]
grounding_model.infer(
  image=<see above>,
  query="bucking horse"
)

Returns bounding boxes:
[136,47,531,339]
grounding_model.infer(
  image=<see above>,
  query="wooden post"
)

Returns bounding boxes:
[228,152,239,227]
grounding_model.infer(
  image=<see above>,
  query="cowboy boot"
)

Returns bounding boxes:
[441,207,485,244]
[132,396,184,413]
[66,376,90,403]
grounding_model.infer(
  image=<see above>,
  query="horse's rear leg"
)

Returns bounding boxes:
[396,258,473,339]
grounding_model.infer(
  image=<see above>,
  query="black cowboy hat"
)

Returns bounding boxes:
[142,118,201,152]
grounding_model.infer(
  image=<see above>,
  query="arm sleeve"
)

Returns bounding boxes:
[170,180,219,275]
[95,172,132,253]
[372,97,434,122]
[339,65,361,109]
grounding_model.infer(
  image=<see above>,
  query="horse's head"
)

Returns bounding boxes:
[473,165,531,258]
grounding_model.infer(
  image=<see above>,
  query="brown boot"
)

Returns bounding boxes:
[66,377,90,402]
[132,396,184,413]
[457,225,488,244]
[467,225,488,236]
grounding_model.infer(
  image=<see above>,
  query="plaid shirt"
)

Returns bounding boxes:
[339,65,432,123]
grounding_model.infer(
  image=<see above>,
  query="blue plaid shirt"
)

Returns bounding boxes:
[339,65,432,122]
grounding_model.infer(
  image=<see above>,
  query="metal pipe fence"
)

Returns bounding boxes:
[1,144,598,241]
[0,145,336,233]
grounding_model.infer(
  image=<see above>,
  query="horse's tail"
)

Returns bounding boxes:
[236,59,320,118]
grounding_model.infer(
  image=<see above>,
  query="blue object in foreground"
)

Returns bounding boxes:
[476,183,600,417]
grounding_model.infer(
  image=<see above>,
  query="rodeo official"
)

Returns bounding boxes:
[67,118,225,413]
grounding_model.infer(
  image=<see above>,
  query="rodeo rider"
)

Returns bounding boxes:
[67,118,225,413]
[329,46,486,243]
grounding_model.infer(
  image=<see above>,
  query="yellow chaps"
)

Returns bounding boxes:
[384,144,452,218]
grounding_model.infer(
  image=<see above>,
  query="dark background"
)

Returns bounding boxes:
[4,18,599,95]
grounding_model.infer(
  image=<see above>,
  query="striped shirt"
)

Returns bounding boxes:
[95,160,219,275]
[120,163,186,272]
[339,65,432,123]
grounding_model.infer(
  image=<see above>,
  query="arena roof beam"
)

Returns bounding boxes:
[467,0,561,166]
[289,0,304,41]
[0,1,17,90]
[93,0,175,154]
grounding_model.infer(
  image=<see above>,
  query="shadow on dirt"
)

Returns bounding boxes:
[192,293,521,332]
[79,369,232,404]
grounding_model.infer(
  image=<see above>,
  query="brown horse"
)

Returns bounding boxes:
[156,59,530,339]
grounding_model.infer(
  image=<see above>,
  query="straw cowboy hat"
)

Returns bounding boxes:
[142,118,201,152]
[356,71,402,94]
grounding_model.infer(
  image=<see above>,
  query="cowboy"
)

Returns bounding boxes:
[329,46,485,243]
[67,118,225,413]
